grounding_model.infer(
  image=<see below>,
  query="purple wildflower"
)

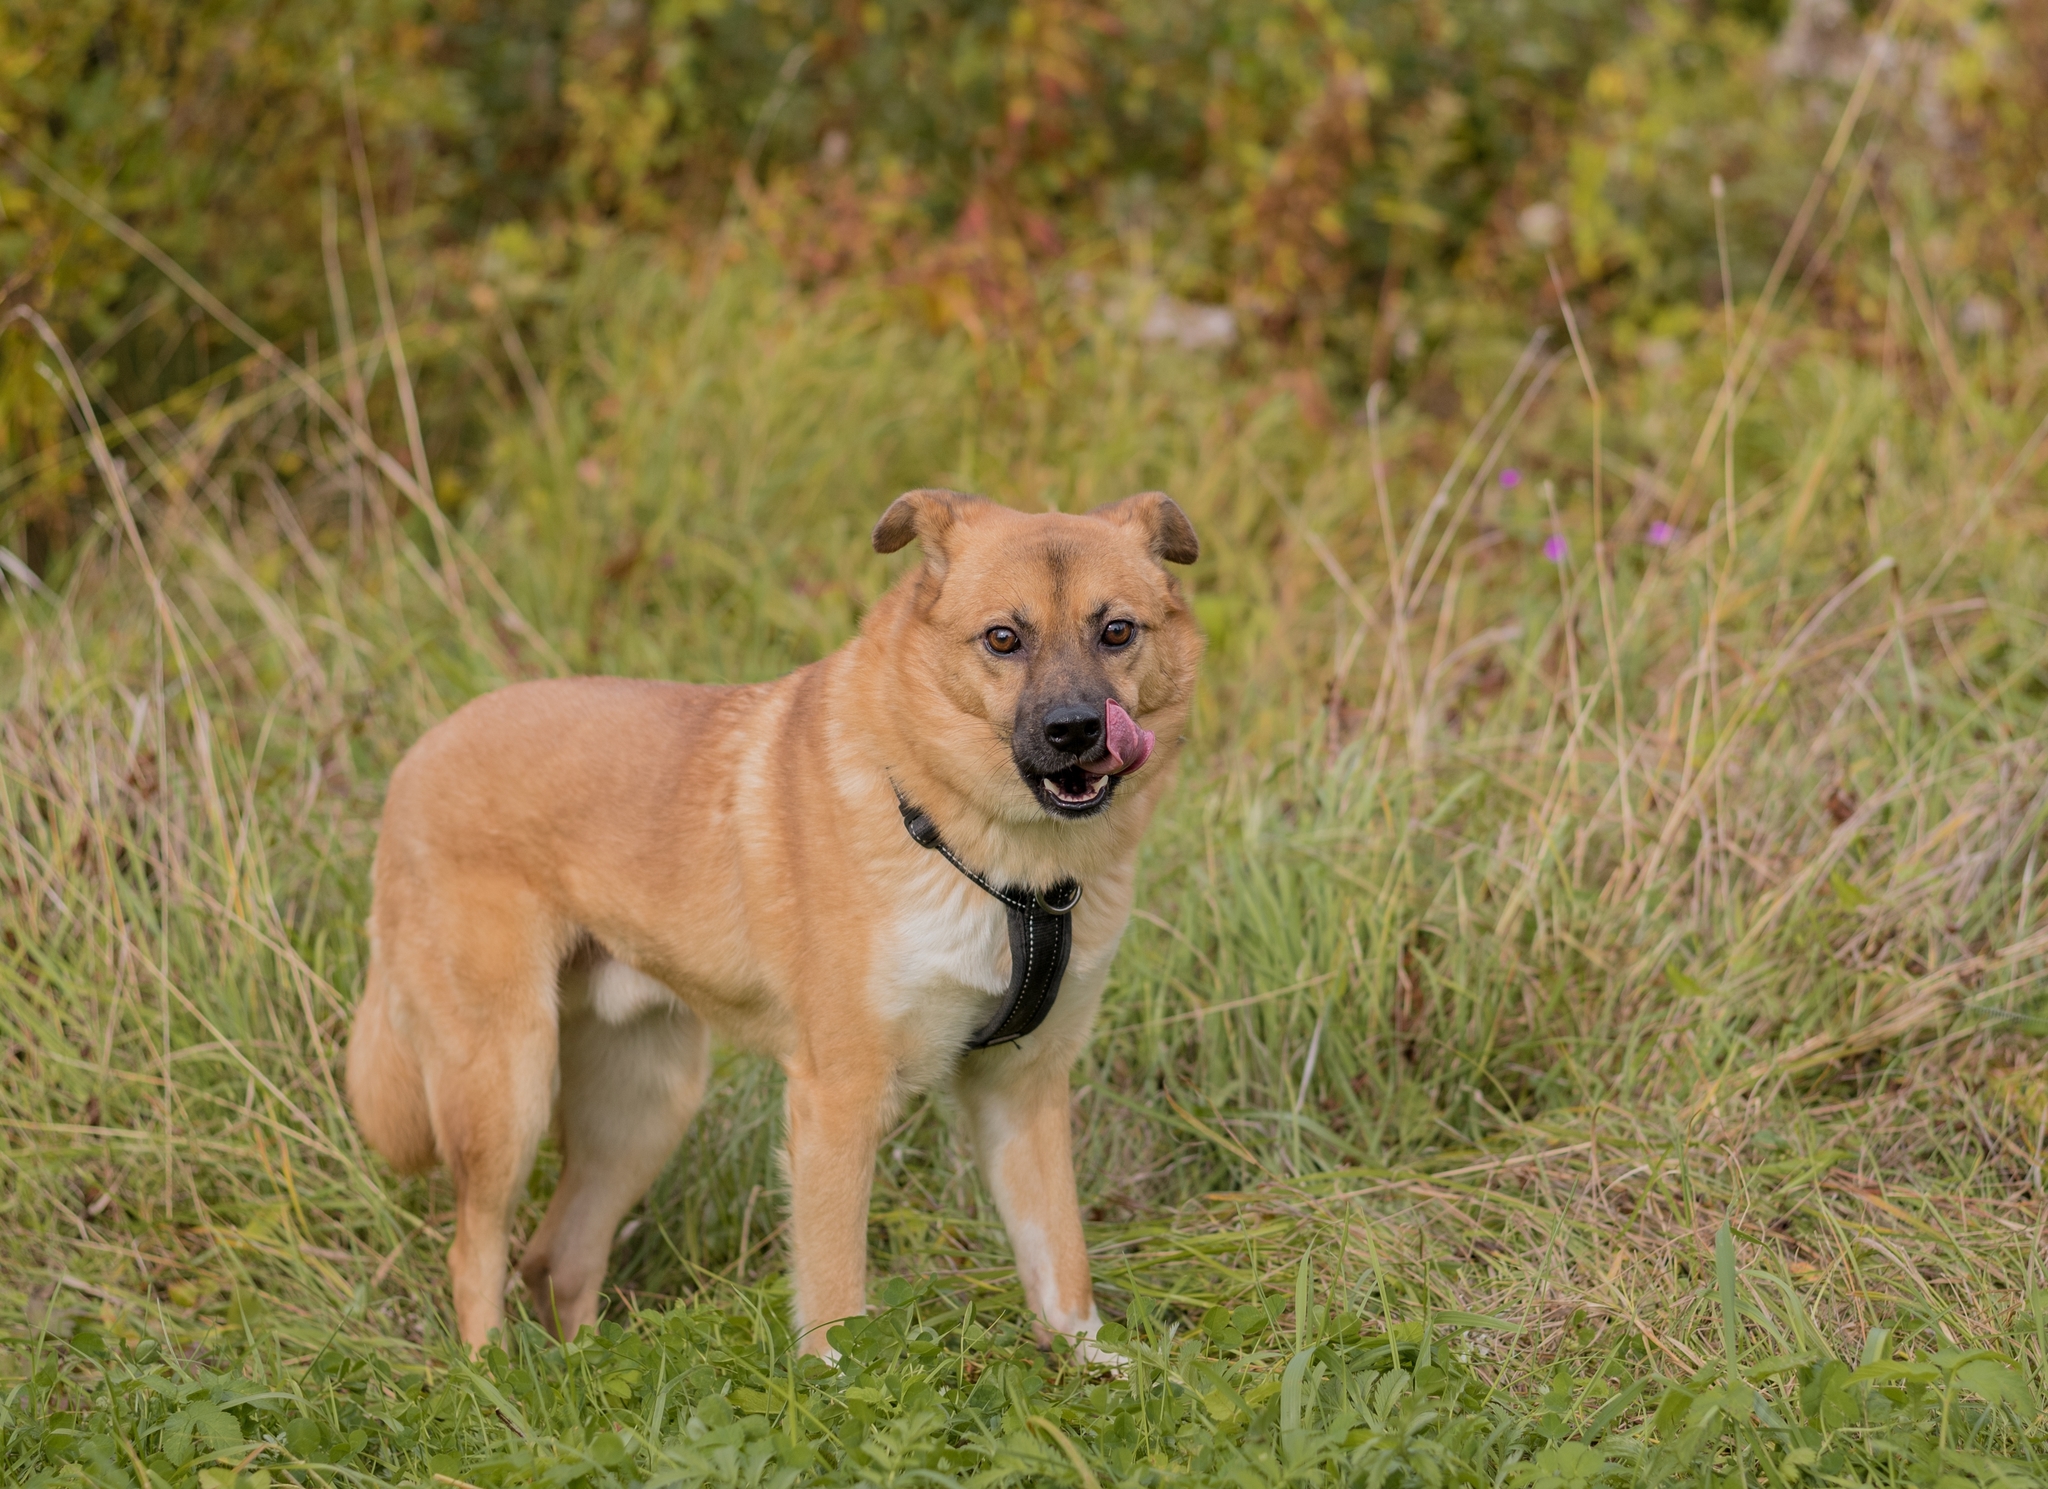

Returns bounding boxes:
[1647,520,1677,546]
[1499,467,1522,489]
[1543,533,1569,563]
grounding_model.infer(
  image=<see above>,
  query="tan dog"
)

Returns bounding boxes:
[346,489,1201,1355]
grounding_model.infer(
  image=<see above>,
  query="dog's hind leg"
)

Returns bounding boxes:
[401,885,563,1352]
[519,960,708,1339]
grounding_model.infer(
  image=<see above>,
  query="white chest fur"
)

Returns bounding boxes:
[871,855,1124,1089]
[876,868,1013,1045]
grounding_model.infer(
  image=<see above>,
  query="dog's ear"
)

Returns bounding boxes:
[1093,490,1199,565]
[873,488,980,573]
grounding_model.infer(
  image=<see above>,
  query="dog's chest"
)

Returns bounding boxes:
[874,877,1012,1042]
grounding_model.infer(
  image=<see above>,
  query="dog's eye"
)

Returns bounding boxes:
[1101,619,1136,648]
[985,626,1022,655]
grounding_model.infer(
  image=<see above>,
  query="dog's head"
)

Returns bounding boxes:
[870,489,1202,824]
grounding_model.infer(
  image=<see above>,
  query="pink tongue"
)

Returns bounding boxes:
[1082,699,1155,777]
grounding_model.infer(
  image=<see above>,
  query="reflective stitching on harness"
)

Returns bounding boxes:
[1017,916,1036,1003]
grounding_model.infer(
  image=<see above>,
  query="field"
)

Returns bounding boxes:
[5,3,2048,1486]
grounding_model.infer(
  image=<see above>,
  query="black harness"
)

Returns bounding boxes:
[896,794,1082,1050]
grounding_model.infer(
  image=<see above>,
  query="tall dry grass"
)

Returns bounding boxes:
[3,111,2048,1482]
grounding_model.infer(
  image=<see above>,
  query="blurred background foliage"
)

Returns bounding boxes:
[3,0,2043,574]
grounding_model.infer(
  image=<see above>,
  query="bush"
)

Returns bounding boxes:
[9,0,2038,573]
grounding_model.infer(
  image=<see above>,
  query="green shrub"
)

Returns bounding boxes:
[11,0,2040,572]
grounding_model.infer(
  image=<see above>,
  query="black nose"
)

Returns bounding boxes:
[1042,704,1103,756]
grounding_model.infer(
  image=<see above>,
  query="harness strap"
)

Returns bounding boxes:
[896,793,1081,1050]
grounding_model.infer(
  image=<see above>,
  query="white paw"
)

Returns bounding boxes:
[1074,1336,1128,1373]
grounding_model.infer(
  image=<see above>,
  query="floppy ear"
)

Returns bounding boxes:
[1092,490,1200,565]
[873,488,981,574]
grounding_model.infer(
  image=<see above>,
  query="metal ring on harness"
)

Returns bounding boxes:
[1035,882,1083,915]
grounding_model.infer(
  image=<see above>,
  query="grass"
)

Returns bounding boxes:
[4,170,2048,1484]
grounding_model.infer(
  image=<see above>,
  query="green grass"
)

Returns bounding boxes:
[5,202,2048,1484]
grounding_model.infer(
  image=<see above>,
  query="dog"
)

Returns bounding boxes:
[345,487,1201,1356]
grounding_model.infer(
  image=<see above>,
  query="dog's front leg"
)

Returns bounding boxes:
[782,1051,894,1356]
[956,1056,1117,1363]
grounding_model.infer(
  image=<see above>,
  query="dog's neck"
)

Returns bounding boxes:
[877,746,1148,890]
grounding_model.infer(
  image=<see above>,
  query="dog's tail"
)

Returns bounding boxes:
[346,940,438,1174]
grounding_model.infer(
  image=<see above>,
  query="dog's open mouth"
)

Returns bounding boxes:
[1023,700,1154,818]
[1041,766,1112,811]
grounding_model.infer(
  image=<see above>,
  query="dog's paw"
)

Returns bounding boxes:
[1074,1336,1129,1375]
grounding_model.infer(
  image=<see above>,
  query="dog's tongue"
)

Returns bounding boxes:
[1082,700,1155,778]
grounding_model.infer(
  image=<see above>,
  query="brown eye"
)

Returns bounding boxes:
[985,626,1021,655]
[1101,619,1135,648]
